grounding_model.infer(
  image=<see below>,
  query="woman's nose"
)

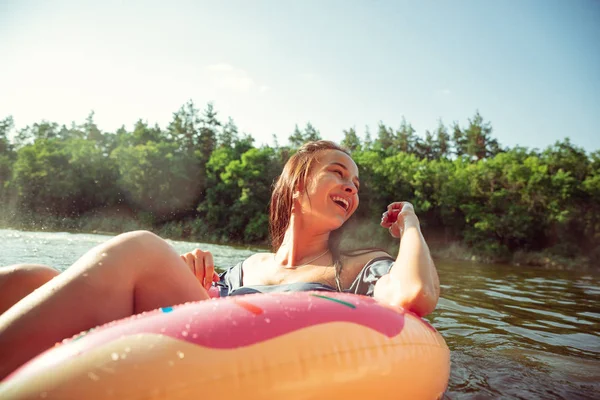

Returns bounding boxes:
[344,183,357,194]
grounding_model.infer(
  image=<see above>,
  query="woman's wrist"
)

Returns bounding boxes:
[402,213,420,230]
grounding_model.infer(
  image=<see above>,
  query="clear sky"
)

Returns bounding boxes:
[1,0,599,151]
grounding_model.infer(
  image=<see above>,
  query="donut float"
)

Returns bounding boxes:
[0,292,450,399]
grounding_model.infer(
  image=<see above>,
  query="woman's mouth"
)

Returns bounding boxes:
[331,196,349,212]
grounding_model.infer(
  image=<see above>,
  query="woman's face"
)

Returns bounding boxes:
[297,150,360,230]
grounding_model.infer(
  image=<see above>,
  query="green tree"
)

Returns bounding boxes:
[0,116,16,198]
[219,147,280,242]
[394,117,419,154]
[199,102,221,158]
[433,119,451,159]
[288,122,322,147]
[373,122,394,154]
[219,117,239,148]
[12,138,117,216]
[168,100,201,153]
[111,141,200,219]
[454,111,501,160]
[341,127,361,152]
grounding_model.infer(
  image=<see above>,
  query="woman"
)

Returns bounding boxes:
[0,140,439,380]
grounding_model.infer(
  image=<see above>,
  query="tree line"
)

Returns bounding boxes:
[0,101,598,266]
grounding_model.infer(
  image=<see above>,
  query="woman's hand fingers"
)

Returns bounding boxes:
[200,250,214,291]
[181,249,215,290]
[380,209,400,227]
[381,202,415,238]
[181,253,197,272]
[380,202,405,228]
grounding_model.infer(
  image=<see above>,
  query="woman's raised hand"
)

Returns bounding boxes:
[180,249,220,290]
[380,201,418,238]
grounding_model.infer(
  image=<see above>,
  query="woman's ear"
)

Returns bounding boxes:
[293,180,304,199]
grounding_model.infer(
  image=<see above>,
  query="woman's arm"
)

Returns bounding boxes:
[374,202,440,317]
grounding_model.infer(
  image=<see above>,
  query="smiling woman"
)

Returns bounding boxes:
[0,141,444,395]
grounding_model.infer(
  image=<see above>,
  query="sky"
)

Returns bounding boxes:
[1,0,599,151]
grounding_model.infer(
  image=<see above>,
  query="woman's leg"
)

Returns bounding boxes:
[0,264,59,315]
[0,230,209,380]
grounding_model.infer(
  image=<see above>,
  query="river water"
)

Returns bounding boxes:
[1,228,598,399]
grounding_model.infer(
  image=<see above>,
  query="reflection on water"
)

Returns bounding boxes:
[434,261,600,399]
[1,229,599,399]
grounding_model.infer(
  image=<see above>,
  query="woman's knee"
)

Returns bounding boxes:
[94,230,179,276]
[112,230,168,251]
[0,264,59,313]
[0,264,59,285]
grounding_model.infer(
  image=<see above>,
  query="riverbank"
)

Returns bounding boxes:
[429,241,592,270]
[1,211,592,270]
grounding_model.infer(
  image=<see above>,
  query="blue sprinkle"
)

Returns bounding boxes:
[161,306,173,313]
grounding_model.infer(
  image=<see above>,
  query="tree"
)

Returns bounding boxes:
[130,120,166,146]
[83,111,102,142]
[14,121,61,147]
[363,126,372,151]
[219,117,239,149]
[12,138,118,216]
[417,130,436,160]
[394,117,418,154]
[454,111,501,160]
[434,119,451,159]
[111,141,199,219]
[0,116,16,196]
[373,122,394,154]
[303,122,321,142]
[168,100,201,153]
[288,122,321,147]
[199,102,221,159]
[341,127,361,152]
[0,116,15,154]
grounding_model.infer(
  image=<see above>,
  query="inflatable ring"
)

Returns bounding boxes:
[0,292,450,399]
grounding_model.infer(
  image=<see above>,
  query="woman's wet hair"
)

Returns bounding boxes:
[269,140,384,291]
[269,140,348,251]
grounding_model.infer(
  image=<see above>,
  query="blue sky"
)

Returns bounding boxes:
[1,0,599,151]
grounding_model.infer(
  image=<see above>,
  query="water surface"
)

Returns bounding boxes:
[1,229,598,399]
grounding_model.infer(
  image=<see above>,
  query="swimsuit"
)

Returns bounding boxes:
[216,256,395,297]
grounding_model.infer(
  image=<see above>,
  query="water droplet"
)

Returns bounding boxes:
[39,392,48,398]
[168,360,174,366]
[232,320,238,326]
[124,347,131,353]
[120,353,127,359]
[177,351,185,359]
[101,252,107,257]
[88,372,100,381]
[160,327,166,333]
[192,333,198,339]
[185,324,190,329]
[111,352,119,361]
[82,273,89,277]
[265,318,271,323]
[181,331,188,337]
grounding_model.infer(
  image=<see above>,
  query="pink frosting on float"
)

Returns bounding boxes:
[78,292,406,350]
[6,292,415,380]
